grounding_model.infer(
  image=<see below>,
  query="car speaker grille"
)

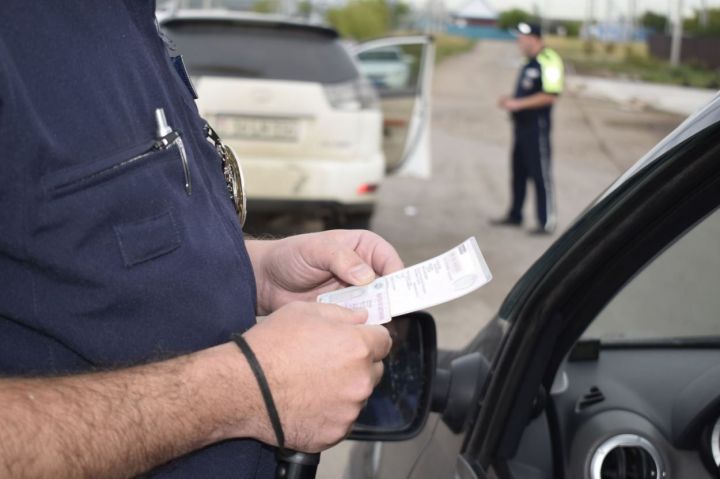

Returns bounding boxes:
[577,386,605,411]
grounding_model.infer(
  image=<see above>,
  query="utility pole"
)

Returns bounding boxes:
[670,0,684,67]
[585,0,596,53]
[605,0,613,43]
[628,0,636,41]
[700,0,709,29]
[424,0,442,34]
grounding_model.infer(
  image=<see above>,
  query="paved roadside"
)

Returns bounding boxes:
[566,75,717,117]
[318,40,687,478]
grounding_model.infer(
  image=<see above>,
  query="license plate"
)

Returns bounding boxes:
[215,115,300,143]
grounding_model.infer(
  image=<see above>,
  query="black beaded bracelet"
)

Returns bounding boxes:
[231,333,286,451]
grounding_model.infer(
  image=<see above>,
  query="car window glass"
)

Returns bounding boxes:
[598,96,720,203]
[358,49,401,62]
[357,45,423,93]
[584,207,720,341]
[356,41,430,173]
[162,22,358,84]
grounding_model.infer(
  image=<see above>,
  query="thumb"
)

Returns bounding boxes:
[330,249,377,286]
[300,236,378,285]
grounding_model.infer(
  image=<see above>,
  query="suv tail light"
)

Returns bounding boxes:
[324,78,379,111]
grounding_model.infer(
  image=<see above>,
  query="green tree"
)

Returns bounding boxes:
[684,8,720,36]
[640,11,668,33]
[298,0,313,18]
[391,1,412,29]
[252,0,278,13]
[559,20,581,37]
[326,0,391,40]
[497,8,532,30]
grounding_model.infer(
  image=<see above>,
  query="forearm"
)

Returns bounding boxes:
[0,343,261,479]
[513,92,556,111]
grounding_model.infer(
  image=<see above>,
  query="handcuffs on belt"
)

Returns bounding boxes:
[204,123,247,227]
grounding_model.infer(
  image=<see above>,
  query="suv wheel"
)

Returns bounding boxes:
[325,211,373,230]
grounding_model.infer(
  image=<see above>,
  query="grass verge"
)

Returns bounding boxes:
[434,34,476,63]
[545,36,720,89]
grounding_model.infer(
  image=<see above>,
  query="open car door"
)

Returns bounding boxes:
[353,35,435,179]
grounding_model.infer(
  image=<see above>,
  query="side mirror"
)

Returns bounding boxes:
[349,311,437,441]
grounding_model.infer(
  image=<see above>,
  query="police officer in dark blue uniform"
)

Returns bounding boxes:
[494,22,564,235]
[0,2,398,477]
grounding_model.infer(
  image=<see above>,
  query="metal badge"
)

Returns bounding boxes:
[205,124,247,227]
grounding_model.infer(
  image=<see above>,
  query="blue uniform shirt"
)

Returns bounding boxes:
[0,1,276,476]
[512,47,564,127]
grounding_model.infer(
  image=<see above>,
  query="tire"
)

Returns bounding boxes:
[343,212,372,230]
[324,211,373,230]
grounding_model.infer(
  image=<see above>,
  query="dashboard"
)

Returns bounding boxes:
[553,346,720,478]
[507,345,720,478]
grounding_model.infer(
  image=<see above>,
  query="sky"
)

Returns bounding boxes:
[443,0,720,20]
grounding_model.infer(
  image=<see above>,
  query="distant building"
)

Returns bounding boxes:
[451,0,497,27]
[447,0,513,40]
[582,21,649,42]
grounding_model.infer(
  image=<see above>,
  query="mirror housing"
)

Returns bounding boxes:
[431,352,490,433]
[348,311,437,441]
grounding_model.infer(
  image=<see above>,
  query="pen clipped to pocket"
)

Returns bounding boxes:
[154,108,191,196]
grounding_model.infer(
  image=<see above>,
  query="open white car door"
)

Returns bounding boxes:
[354,35,435,179]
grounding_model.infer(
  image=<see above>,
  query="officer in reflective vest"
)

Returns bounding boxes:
[494,22,564,235]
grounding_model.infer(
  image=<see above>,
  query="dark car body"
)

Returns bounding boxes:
[349,93,720,478]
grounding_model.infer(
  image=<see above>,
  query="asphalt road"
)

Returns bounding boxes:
[316,40,686,478]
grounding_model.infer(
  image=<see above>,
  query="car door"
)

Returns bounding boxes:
[348,89,720,479]
[458,95,720,478]
[353,36,435,179]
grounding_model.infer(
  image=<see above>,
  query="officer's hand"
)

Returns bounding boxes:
[240,301,392,452]
[499,96,522,112]
[498,95,511,109]
[247,230,403,315]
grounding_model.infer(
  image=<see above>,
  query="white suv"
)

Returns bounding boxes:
[160,11,433,229]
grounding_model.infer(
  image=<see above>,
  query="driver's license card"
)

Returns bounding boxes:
[317,237,492,324]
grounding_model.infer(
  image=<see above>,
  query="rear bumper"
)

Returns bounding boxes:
[241,152,385,207]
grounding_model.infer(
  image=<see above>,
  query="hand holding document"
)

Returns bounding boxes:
[318,237,492,324]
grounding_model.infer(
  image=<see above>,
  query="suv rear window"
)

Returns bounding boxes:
[162,20,359,84]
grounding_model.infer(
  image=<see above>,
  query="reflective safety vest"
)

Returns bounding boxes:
[513,47,564,126]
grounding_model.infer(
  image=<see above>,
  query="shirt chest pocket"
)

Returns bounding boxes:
[38,140,191,269]
[521,67,541,92]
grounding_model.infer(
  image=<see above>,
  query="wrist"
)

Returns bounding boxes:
[231,334,286,450]
[190,343,270,444]
[245,239,276,315]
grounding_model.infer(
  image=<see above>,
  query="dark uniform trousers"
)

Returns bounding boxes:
[509,117,555,230]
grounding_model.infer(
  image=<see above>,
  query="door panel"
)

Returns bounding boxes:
[354,36,435,177]
[461,97,720,477]
[502,207,720,478]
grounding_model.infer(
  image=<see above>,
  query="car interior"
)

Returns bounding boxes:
[507,208,720,478]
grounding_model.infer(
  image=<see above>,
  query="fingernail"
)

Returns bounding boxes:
[349,264,375,284]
